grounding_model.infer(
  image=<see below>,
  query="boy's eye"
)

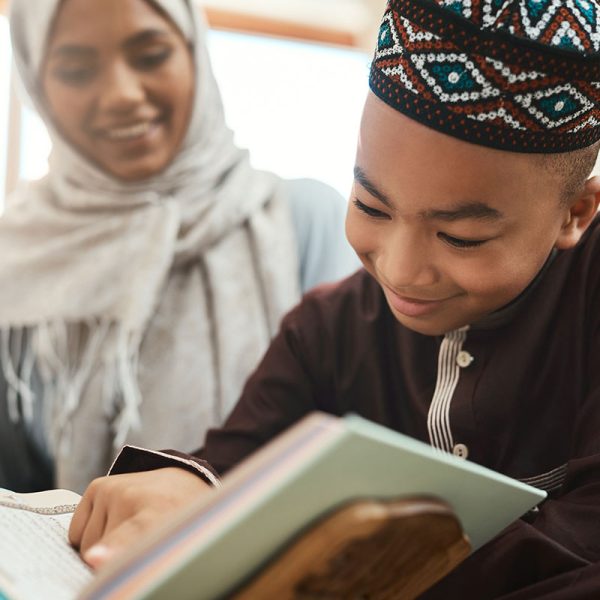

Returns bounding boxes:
[353,198,390,219]
[438,232,487,249]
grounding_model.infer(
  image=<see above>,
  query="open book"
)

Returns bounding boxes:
[0,413,546,600]
[0,488,92,600]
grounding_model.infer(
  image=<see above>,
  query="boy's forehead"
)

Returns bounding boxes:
[369,0,600,155]
[359,93,542,178]
[356,94,565,212]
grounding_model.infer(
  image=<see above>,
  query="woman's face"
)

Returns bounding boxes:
[41,0,195,181]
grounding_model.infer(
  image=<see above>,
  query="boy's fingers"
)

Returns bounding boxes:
[70,469,213,569]
[83,544,114,571]
[82,510,156,570]
[69,492,94,549]
[79,499,108,556]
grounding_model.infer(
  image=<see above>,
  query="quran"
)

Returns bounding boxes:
[0,488,92,600]
[0,413,546,600]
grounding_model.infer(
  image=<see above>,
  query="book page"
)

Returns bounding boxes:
[0,490,93,600]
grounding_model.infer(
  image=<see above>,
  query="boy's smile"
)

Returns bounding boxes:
[346,93,585,336]
[382,285,462,319]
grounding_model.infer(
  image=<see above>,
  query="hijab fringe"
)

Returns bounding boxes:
[2,320,144,457]
[1,328,35,423]
[111,327,142,449]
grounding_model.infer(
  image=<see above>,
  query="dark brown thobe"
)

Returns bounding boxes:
[114,216,600,599]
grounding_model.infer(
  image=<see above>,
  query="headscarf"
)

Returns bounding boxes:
[370,0,600,152]
[5,0,300,491]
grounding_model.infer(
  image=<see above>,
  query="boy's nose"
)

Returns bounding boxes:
[98,63,145,114]
[377,227,438,289]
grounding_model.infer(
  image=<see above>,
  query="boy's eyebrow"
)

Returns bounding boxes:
[354,166,503,222]
[353,166,395,209]
[423,203,504,222]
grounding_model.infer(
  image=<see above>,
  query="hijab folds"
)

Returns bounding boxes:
[4,0,299,490]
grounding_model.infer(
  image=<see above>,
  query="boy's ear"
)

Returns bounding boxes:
[555,176,600,250]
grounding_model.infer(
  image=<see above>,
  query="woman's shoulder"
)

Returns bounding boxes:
[282,178,360,291]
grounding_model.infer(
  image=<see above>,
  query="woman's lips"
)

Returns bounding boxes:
[95,118,162,144]
[95,120,163,158]
[104,121,155,141]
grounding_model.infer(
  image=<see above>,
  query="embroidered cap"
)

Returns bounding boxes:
[369,0,600,152]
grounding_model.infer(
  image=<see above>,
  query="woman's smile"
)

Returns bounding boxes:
[100,120,159,142]
[42,0,194,181]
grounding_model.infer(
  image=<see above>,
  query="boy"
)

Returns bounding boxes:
[70,0,600,596]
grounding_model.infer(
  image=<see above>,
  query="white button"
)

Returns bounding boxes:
[453,443,469,459]
[456,351,474,368]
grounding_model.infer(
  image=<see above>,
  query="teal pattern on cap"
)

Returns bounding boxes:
[369,0,600,152]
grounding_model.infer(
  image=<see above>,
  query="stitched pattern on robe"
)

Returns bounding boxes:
[427,327,469,452]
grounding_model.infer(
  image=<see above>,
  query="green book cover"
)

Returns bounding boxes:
[82,412,545,600]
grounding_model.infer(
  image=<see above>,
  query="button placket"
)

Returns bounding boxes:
[456,350,474,368]
[452,443,469,459]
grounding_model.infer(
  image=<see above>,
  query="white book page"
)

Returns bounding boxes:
[0,490,94,600]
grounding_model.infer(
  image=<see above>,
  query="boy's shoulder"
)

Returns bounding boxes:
[276,269,391,372]
[280,269,390,348]
[301,269,385,320]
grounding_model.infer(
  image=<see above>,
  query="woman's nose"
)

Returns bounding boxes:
[97,62,145,113]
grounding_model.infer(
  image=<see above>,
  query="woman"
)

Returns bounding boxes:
[1,0,357,493]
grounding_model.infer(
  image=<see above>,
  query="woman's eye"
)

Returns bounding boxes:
[52,66,96,85]
[438,232,487,249]
[353,198,390,219]
[133,48,172,70]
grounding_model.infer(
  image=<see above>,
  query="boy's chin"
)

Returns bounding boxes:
[390,309,470,337]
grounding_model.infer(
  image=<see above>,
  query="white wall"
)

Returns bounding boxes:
[0,16,10,199]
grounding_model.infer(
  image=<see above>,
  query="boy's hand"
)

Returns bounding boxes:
[69,467,211,570]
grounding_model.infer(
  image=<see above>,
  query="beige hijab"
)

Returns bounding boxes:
[5,0,299,491]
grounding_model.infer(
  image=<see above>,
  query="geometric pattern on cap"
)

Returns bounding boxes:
[370,0,600,151]
[436,0,599,53]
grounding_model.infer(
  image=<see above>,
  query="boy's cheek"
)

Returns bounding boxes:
[456,270,535,313]
[345,212,373,257]
[345,218,377,278]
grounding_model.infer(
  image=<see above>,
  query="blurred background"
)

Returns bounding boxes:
[0,0,388,210]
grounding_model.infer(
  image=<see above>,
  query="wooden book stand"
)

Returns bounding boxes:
[233,497,470,600]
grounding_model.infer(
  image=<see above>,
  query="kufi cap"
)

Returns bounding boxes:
[369,0,600,152]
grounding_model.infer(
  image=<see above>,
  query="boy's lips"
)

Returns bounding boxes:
[384,286,451,318]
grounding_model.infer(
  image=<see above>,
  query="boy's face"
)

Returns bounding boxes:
[346,93,575,336]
